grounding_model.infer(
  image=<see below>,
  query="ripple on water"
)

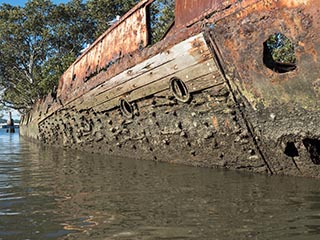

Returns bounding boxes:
[1,130,320,239]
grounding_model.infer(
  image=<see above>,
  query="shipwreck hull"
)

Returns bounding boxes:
[208,0,320,177]
[20,0,320,178]
[22,34,268,173]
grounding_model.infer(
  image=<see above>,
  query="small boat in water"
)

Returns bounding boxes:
[20,0,320,178]
[2,112,17,133]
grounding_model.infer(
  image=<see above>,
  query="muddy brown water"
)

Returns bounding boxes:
[1,129,320,240]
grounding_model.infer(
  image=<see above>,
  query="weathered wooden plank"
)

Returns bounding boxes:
[38,34,214,122]
[126,62,223,101]
[92,72,225,113]
[92,65,224,114]
[186,73,224,93]
[77,57,215,111]
[128,72,224,102]
[81,58,221,111]
[38,58,220,123]
[71,34,211,108]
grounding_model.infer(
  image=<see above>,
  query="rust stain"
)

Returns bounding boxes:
[57,5,148,104]
[276,0,311,8]
[188,37,210,63]
[211,0,319,109]
[36,0,319,122]
[175,0,238,28]
[212,115,219,131]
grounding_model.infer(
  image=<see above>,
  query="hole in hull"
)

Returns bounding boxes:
[284,142,299,157]
[263,33,296,73]
[303,138,320,165]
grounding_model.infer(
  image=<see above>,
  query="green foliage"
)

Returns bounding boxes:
[149,0,175,44]
[86,0,139,39]
[0,1,53,110]
[0,105,3,120]
[266,33,296,64]
[0,0,177,112]
[0,0,94,112]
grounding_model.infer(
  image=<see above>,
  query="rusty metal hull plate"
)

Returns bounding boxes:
[175,0,236,27]
[57,7,148,105]
[209,0,320,177]
[20,0,320,178]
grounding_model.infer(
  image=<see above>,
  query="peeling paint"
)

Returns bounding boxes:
[20,0,320,178]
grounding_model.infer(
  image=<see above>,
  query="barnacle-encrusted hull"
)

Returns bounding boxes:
[20,0,320,178]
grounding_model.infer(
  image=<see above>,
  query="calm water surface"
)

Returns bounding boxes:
[1,129,320,239]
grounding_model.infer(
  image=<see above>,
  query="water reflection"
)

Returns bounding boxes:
[1,129,320,239]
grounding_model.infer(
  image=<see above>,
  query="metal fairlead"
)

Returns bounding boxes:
[119,98,134,118]
[169,77,191,103]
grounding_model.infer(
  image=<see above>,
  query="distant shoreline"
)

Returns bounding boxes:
[0,124,19,129]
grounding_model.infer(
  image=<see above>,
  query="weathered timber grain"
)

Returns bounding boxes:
[20,0,320,178]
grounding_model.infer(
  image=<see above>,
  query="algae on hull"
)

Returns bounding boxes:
[20,0,320,178]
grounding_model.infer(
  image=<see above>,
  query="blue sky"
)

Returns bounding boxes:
[0,0,69,6]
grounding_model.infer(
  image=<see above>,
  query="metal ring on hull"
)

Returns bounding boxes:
[119,98,134,118]
[169,77,190,103]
